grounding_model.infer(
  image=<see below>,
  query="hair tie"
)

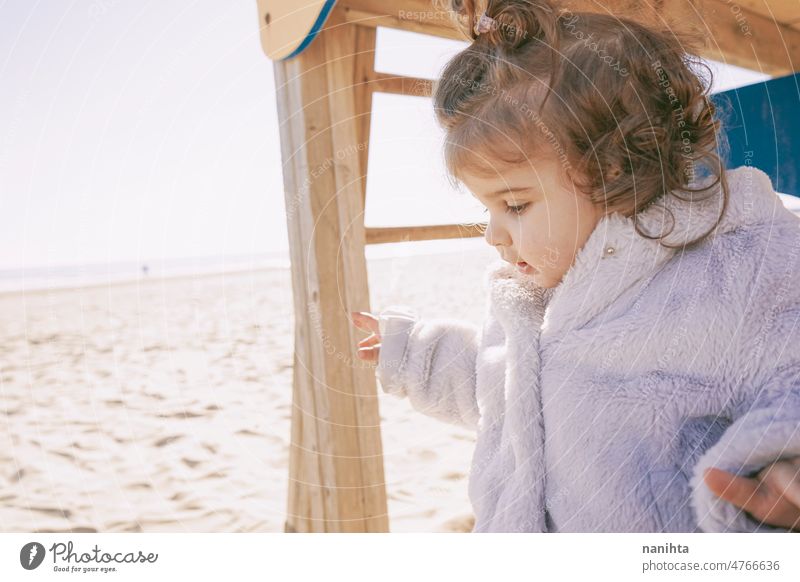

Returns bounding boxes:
[474,11,496,36]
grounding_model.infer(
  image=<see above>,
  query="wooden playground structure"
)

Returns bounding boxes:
[256,0,800,532]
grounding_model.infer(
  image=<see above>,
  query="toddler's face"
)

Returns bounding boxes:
[462,156,607,288]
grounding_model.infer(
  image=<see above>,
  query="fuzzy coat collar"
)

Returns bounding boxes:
[483,166,789,335]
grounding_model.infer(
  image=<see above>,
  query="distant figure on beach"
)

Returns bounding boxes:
[141,264,149,276]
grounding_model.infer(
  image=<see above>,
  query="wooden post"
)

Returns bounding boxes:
[273,6,389,532]
[353,25,376,210]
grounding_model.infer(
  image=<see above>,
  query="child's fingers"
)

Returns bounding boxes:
[351,312,382,362]
[703,467,762,511]
[350,311,380,336]
[357,345,380,362]
[358,333,380,348]
[762,460,800,509]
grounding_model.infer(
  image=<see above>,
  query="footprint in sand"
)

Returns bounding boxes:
[236,429,262,437]
[154,435,184,447]
[408,448,437,461]
[8,467,26,482]
[106,521,143,533]
[438,513,475,533]
[201,470,227,479]
[28,506,72,519]
[181,458,203,469]
[157,410,204,419]
[442,471,466,481]
[178,502,204,511]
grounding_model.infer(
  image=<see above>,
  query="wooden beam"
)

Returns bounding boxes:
[371,72,433,97]
[340,0,461,33]
[696,0,800,73]
[366,223,486,244]
[730,0,800,27]
[341,4,464,41]
[338,0,800,74]
[273,6,389,533]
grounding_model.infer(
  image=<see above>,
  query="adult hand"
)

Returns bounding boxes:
[703,457,800,531]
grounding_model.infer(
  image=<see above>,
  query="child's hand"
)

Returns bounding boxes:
[703,457,800,531]
[350,311,381,362]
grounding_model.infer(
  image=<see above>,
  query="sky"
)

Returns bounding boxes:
[0,0,771,271]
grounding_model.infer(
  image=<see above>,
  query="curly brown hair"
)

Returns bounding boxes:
[433,0,730,249]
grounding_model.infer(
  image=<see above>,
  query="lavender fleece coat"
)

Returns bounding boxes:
[376,166,800,533]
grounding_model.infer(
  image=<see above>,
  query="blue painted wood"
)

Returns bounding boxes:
[282,0,338,61]
[712,72,800,197]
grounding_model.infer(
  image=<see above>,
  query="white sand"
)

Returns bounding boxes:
[0,247,497,533]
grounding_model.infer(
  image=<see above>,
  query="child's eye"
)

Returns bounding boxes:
[505,203,530,215]
[482,203,530,215]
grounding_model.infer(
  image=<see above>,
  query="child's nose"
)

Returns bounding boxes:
[484,220,511,249]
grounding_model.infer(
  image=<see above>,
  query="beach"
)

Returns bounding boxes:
[0,247,497,533]
[6,188,800,534]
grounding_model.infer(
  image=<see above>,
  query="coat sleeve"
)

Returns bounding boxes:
[375,305,480,431]
[690,355,800,532]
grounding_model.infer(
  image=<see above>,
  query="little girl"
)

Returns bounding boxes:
[351,0,800,532]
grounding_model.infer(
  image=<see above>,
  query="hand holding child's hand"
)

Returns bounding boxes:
[703,457,800,531]
[350,311,381,362]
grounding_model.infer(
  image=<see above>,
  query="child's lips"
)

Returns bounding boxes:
[516,261,536,275]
